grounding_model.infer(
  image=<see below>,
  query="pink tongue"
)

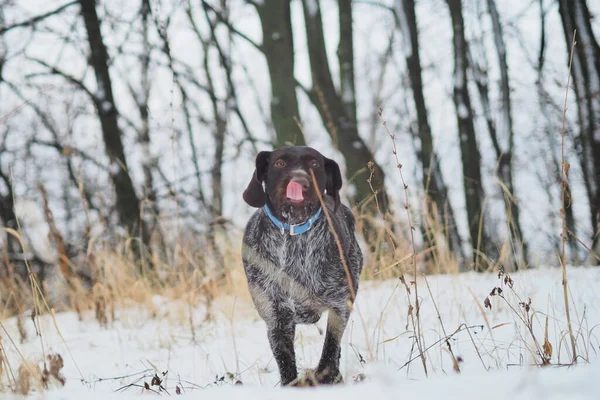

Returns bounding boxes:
[286,181,304,201]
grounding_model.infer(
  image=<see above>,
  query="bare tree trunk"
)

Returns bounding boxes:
[256,0,305,147]
[337,0,357,129]
[0,155,30,285]
[558,0,600,263]
[138,0,162,245]
[0,175,22,280]
[483,0,528,268]
[200,2,234,272]
[80,0,149,260]
[396,0,464,264]
[202,8,226,225]
[446,0,497,271]
[301,0,388,219]
[534,0,578,261]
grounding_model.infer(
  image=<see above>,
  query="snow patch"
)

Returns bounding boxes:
[14,199,57,264]
[347,183,357,198]
[95,87,106,101]
[458,103,469,119]
[305,0,319,17]
[394,0,413,58]
[341,70,355,104]
[102,101,113,112]
[140,142,153,166]
[109,161,121,175]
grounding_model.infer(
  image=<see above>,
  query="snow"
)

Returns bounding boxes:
[14,198,57,263]
[95,88,106,102]
[102,101,113,113]
[341,63,355,104]
[139,142,152,166]
[42,363,600,399]
[394,0,413,58]
[458,103,469,119]
[305,0,320,17]
[108,161,121,175]
[1,267,599,398]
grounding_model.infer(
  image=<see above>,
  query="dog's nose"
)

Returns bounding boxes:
[290,176,309,189]
[289,170,310,189]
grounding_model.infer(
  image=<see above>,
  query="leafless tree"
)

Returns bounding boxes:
[254,0,305,147]
[446,0,497,270]
[557,0,600,263]
[80,0,149,261]
[395,0,464,264]
[300,0,389,233]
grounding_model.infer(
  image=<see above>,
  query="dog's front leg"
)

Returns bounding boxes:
[315,307,348,384]
[267,308,298,386]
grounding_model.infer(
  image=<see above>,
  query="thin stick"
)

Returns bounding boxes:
[423,275,460,372]
[309,169,373,361]
[378,108,427,376]
[559,30,577,363]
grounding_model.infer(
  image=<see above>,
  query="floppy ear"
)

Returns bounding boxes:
[324,157,342,209]
[243,151,271,207]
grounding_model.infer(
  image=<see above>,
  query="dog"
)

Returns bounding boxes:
[241,146,363,386]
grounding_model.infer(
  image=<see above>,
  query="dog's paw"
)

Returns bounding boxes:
[287,368,343,387]
[287,370,318,387]
[314,367,344,385]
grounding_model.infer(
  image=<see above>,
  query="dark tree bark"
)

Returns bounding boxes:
[446,0,497,270]
[301,0,388,218]
[0,157,31,284]
[256,0,305,147]
[558,0,600,263]
[483,0,528,268]
[201,2,228,272]
[80,0,149,258]
[338,0,357,129]
[137,0,161,242]
[202,5,227,224]
[0,171,22,280]
[396,0,464,263]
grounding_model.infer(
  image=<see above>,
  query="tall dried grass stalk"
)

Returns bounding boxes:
[559,30,577,363]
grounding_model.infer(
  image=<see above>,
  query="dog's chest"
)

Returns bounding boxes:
[263,223,331,283]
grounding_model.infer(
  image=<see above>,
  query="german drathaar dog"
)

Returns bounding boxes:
[241,146,363,386]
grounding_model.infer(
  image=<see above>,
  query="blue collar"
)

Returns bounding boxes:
[263,204,322,236]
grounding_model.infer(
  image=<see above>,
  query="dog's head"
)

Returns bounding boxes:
[243,146,342,221]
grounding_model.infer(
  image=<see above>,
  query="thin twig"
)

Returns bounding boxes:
[559,30,577,363]
[378,108,427,376]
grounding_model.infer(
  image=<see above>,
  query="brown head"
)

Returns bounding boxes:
[243,146,342,223]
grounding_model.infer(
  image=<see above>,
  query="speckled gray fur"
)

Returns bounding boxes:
[241,147,363,386]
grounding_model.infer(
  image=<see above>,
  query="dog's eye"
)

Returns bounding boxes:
[274,159,286,168]
[308,160,319,168]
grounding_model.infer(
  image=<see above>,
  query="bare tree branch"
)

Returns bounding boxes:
[0,1,79,35]
[200,1,263,52]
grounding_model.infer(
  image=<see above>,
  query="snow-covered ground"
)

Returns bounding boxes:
[1,266,599,398]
